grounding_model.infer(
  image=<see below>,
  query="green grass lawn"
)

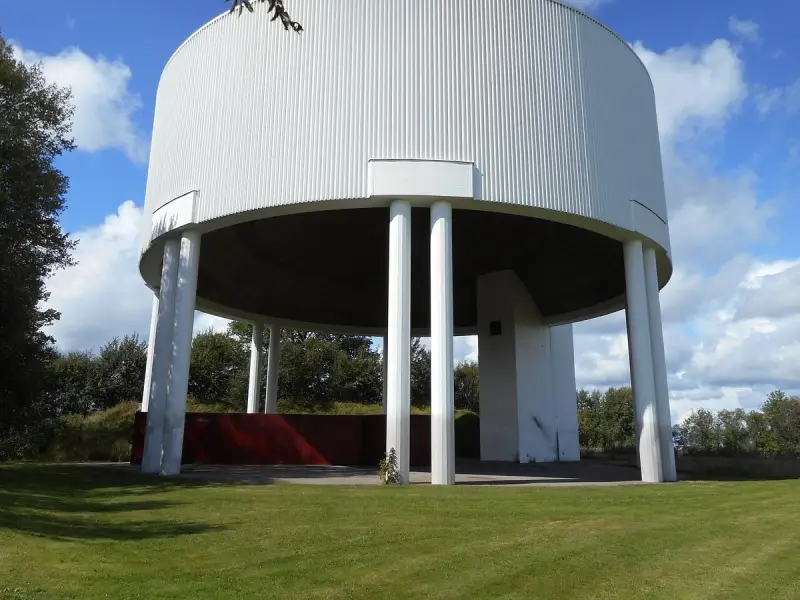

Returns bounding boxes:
[1,465,799,599]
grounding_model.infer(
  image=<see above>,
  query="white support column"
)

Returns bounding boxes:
[381,335,388,415]
[247,323,264,414]
[623,239,663,483]
[264,324,281,414]
[141,240,180,474]
[161,230,202,476]
[386,200,411,483]
[140,294,159,412]
[643,247,677,482]
[430,201,455,485]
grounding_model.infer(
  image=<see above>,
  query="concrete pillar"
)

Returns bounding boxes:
[160,230,202,477]
[476,270,557,463]
[264,324,281,413]
[386,200,411,482]
[643,247,677,482]
[247,323,264,414]
[550,324,580,462]
[623,239,663,483]
[140,293,159,412]
[141,240,180,474]
[381,335,388,415]
[430,201,455,485]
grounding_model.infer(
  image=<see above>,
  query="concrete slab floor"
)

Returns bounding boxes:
[62,460,647,486]
[168,460,645,487]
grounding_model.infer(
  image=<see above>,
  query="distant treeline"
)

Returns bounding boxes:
[579,387,800,457]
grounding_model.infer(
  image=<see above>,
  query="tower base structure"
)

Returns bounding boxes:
[477,271,580,464]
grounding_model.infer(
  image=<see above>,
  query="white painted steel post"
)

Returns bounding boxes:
[386,200,412,483]
[623,240,663,483]
[247,323,264,414]
[141,293,159,412]
[141,240,180,474]
[161,230,202,476]
[643,247,677,482]
[264,324,281,414]
[430,201,455,485]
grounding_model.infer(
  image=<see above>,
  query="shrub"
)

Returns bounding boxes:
[378,448,401,484]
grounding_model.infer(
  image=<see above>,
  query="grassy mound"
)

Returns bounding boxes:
[45,400,234,462]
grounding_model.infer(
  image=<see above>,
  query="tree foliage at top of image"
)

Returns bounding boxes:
[0,33,76,441]
[226,0,303,32]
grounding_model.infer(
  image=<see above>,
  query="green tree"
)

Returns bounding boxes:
[744,409,773,454]
[278,332,342,408]
[334,337,382,405]
[410,338,431,407]
[0,35,75,439]
[716,408,748,455]
[226,321,255,349]
[762,390,800,456]
[189,329,249,409]
[680,408,719,454]
[454,360,479,412]
[598,387,635,451]
[45,351,97,416]
[94,334,148,410]
[577,389,603,450]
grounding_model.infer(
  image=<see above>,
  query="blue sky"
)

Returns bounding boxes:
[3,0,800,420]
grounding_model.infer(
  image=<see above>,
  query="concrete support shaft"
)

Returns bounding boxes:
[623,239,663,483]
[264,324,281,413]
[430,201,455,485]
[141,294,159,412]
[643,247,677,481]
[247,323,264,414]
[550,324,581,462]
[386,200,411,482]
[141,239,180,474]
[161,230,202,476]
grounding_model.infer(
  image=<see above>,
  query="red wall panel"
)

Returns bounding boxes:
[130,412,448,467]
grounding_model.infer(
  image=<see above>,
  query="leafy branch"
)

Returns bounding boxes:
[226,0,303,32]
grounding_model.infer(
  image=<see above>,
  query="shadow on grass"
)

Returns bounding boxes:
[0,464,226,541]
[178,464,378,484]
[676,472,800,482]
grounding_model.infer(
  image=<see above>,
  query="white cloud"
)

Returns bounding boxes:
[559,0,614,11]
[11,43,148,164]
[664,156,777,266]
[755,86,784,116]
[754,79,800,116]
[728,17,760,43]
[633,39,747,143]
[44,202,226,353]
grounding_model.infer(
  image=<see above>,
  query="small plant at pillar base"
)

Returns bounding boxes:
[379,448,401,484]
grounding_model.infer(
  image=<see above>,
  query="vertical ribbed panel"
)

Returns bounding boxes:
[143,0,668,252]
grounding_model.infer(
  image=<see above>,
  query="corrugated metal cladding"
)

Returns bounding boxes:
[143,0,669,249]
